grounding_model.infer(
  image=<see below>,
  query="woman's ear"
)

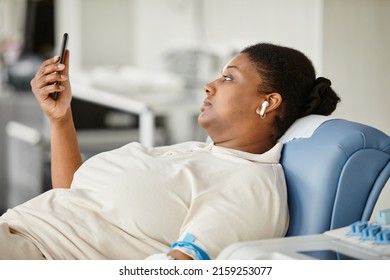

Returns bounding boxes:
[256,93,282,116]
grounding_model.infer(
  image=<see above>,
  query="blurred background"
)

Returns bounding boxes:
[0,0,389,215]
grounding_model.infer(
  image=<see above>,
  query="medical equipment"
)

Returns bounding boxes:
[217,209,390,260]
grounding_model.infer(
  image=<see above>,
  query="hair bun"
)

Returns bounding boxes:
[314,77,332,87]
[300,77,339,117]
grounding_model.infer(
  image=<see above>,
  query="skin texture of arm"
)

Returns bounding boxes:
[168,250,194,260]
[30,50,82,188]
[49,108,82,188]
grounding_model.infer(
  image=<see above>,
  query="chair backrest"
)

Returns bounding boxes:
[281,119,390,236]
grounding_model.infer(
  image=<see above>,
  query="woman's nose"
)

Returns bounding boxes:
[204,81,215,96]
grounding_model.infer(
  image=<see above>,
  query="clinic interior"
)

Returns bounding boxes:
[0,0,389,215]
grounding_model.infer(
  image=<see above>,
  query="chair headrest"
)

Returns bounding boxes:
[279,114,334,143]
[281,118,390,236]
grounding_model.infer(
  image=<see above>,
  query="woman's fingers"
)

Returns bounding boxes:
[36,71,67,90]
[37,56,59,76]
[31,57,67,96]
[36,63,65,84]
[38,83,66,98]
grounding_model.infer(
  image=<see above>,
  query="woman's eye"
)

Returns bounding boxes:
[223,75,232,81]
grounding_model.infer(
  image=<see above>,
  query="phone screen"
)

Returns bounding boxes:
[51,33,69,100]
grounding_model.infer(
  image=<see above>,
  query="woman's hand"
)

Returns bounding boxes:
[31,49,82,188]
[30,50,71,122]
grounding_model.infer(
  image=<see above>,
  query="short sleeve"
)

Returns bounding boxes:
[177,164,289,259]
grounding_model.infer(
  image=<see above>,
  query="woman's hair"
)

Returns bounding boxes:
[241,43,341,139]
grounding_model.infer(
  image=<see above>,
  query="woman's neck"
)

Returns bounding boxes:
[213,138,276,154]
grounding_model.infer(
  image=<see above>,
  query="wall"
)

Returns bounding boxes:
[0,0,26,42]
[322,0,390,217]
[55,0,135,69]
[323,0,390,135]
[55,0,323,72]
[130,0,324,72]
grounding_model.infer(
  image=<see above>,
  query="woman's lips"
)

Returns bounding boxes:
[201,99,211,111]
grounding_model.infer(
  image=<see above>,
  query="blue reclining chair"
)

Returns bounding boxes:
[217,117,390,259]
[282,118,390,236]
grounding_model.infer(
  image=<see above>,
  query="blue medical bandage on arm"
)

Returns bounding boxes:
[170,233,210,260]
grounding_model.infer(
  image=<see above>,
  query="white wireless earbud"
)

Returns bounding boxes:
[259,101,269,118]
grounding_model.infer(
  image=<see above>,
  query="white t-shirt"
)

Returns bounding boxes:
[1,141,288,259]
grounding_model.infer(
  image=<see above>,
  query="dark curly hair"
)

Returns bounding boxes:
[241,43,341,139]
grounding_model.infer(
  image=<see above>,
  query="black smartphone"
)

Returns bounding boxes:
[50,33,69,100]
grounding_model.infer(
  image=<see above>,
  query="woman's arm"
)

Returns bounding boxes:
[146,250,194,260]
[49,108,82,188]
[168,250,194,260]
[30,50,82,188]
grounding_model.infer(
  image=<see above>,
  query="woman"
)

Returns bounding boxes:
[0,43,340,260]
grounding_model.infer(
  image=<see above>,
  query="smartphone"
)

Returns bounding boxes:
[50,33,69,100]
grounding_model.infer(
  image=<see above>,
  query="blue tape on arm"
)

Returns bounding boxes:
[170,241,210,260]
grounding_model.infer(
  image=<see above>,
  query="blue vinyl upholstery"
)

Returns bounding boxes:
[282,119,390,236]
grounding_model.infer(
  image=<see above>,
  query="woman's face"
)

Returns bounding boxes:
[198,53,264,140]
